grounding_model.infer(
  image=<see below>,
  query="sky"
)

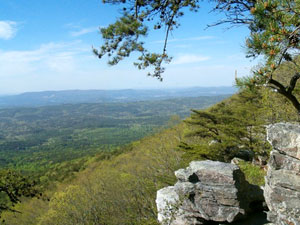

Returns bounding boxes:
[0,0,257,94]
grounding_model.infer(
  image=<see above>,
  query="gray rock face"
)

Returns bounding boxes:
[265,123,300,225]
[156,160,263,225]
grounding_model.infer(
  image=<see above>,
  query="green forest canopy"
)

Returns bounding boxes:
[0,95,225,214]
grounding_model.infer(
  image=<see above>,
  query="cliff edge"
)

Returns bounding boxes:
[265,123,300,225]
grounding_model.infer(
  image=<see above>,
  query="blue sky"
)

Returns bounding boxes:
[0,0,256,94]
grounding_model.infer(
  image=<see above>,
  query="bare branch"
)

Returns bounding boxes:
[269,78,300,113]
[287,73,300,94]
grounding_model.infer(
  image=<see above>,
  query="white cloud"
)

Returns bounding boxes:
[185,36,215,41]
[0,21,18,40]
[0,41,91,77]
[153,36,214,44]
[171,54,210,65]
[64,22,81,29]
[159,63,253,87]
[70,27,99,37]
[173,44,192,48]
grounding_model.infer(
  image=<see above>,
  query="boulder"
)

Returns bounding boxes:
[265,123,300,225]
[231,157,245,165]
[156,160,264,225]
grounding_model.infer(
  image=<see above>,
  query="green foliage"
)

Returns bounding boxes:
[239,0,300,113]
[238,161,266,186]
[4,83,300,224]
[246,0,300,62]
[181,87,271,162]
[0,170,39,213]
[260,86,300,122]
[3,124,185,225]
[0,95,225,223]
[1,197,48,225]
[94,13,149,66]
[97,0,200,79]
[214,0,300,113]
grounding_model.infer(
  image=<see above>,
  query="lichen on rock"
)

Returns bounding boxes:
[156,160,264,225]
[265,123,300,225]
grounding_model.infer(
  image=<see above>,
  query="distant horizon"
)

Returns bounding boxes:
[1,1,254,96]
[0,85,237,96]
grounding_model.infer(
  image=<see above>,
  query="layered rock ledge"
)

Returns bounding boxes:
[156,160,264,225]
[265,123,300,225]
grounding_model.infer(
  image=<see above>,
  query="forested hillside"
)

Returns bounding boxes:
[0,95,226,173]
[1,83,298,224]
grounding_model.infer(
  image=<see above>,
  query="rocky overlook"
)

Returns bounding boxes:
[156,123,300,225]
[156,160,264,224]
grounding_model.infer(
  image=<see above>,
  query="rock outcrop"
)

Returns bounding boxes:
[156,160,264,225]
[265,123,300,225]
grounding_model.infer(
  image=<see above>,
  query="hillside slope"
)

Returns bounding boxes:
[2,85,299,224]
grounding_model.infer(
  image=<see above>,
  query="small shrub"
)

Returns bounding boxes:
[238,161,266,186]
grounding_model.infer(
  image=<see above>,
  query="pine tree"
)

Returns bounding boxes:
[180,88,271,162]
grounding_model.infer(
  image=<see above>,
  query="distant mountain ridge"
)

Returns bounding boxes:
[0,87,236,108]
